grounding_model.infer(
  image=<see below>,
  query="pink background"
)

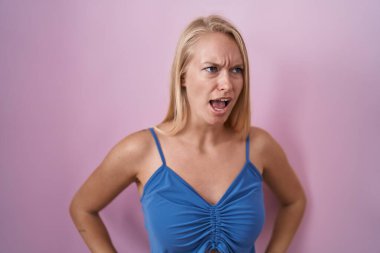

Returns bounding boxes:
[1,1,379,252]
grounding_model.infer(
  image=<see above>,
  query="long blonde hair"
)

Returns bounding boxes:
[159,15,251,140]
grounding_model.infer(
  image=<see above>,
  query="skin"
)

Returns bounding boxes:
[181,32,244,132]
[70,32,307,253]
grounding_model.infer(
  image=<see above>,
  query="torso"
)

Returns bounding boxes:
[134,123,265,206]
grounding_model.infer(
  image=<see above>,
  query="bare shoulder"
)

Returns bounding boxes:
[249,125,284,156]
[248,126,277,157]
[69,128,156,213]
[110,128,155,180]
[249,126,272,146]
[248,126,288,174]
[246,126,274,173]
[249,126,306,204]
[116,128,153,155]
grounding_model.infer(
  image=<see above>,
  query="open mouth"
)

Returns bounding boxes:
[209,98,231,111]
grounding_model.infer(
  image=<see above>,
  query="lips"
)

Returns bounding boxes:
[208,97,233,115]
[209,97,232,107]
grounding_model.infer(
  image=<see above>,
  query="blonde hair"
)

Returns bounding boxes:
[159,15,251,140]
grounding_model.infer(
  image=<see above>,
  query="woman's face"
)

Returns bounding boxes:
[182,32,244,126]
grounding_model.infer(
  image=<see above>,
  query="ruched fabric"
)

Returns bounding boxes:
[140,127,265,253]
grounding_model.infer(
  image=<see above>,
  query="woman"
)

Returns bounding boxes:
[70,15,307,253]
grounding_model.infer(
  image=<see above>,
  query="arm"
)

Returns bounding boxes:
[69,130,148,253]
[259,129,307,253]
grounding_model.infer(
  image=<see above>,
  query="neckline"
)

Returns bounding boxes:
[139,160,263,204]
[164,161,251,207]
[144,127,258,207]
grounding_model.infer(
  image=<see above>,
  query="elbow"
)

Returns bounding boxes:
[282,193,307,210]
[69,194,87,220]
[69,195,80,220]
[69,194,99,222]
[300,197,307,214]
[295,192,307,208]
[301,191,307,207]
[295,194,307,215]
[69,197,88,227]
[294,188,308,208]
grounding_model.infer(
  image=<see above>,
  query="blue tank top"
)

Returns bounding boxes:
[140,127,265,253]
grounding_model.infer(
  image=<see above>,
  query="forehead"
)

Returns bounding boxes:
[191,32,243,64]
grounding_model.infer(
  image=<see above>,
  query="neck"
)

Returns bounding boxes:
[166,121,235,153]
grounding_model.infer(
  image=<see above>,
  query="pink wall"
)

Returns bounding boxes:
[1,1,379,252]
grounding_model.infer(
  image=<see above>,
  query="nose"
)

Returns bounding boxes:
[217,70,232,91]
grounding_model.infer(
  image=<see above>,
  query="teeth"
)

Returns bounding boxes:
[212,98,230,102]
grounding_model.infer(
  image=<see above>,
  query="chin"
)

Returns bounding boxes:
[206,115,229,125]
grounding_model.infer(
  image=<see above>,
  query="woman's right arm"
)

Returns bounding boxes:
[69,130,148,253]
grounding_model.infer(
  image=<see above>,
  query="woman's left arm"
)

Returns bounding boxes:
[259,129,307,253]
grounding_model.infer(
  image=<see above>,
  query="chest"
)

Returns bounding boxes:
[166,151,248,205]
[138,136,254,206]
[139,152,265,252]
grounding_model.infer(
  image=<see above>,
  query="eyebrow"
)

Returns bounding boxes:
[202,61,244,67]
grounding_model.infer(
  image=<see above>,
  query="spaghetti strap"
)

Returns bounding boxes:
[149,127,166,165]
[245,133,250,162]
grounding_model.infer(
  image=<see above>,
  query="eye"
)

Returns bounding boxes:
[232,67,243,74]
[204,66,218,73]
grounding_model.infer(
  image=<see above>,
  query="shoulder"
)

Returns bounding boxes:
[104,128,155,180]
[248,125,274,150]
[248,126,288,172]
[116,128,153,153]
[249,126,307,204]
